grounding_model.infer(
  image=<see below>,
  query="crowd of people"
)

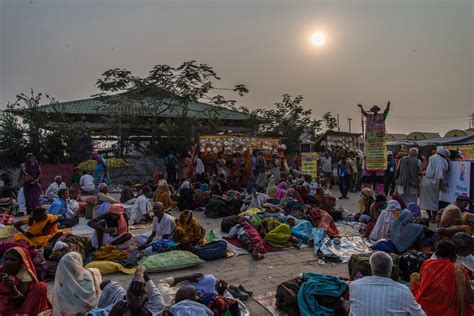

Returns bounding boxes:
[0,143,472,315]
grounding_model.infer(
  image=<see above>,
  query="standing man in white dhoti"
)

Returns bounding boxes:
[419,147,450,223]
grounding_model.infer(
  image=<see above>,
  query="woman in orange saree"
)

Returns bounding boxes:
[0,247,51,315]
[411,240,474,316]
[13,207,61,246]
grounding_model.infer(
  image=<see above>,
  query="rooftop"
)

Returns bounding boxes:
[30,93,250,121]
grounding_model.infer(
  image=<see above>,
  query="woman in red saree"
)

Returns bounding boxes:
[411,240,474,316]
[0,247,51,315]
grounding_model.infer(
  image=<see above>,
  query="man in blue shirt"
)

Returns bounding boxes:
[49,188,79,228]
[337,157,353,200]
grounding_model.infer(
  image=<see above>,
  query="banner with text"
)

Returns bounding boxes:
[301,152,318,178]
[364,115,387,171]
[440,161,472,204]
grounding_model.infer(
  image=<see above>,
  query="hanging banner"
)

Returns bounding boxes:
[364,114,387,170]
[447,145,474,162]
[301,152,318,178]
[440,161,472,204]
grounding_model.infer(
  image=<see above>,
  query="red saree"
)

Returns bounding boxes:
[0,247,51,316]
[412,258,472,316]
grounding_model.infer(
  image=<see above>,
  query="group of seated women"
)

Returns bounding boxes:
[0,244,246,316]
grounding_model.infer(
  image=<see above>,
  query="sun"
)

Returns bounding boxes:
[311,32,326,46]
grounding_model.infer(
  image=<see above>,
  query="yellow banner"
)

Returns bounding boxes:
[301,152,318,178]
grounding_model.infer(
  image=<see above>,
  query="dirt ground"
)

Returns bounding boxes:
[47,191,361,315]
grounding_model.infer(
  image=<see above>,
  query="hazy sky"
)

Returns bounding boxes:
[1,0,473,134]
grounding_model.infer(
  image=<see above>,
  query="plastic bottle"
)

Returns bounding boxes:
[209,229,215,241]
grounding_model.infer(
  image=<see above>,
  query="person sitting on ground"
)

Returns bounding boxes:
[128,186,153,225]
[13,207,61,246]
[68,183,88,217]
[313,187,336,213]
[48,188,79,228]
[390,209,425,253]
[45,175,67,201]
[177,181,195,212]
[369,200,401,241]
[248,186,270,209]
[0,247,51,315]
[164,285,213,316]
[358,188,374,222]
[308,208,340,238]
[94,183,120,217]
[136,202,176,255]
[217,174,228,194]
[102,269,165,316]
[173,210,205,246]
[438,212,474,238]
[432,232,474,272]
[369,194,387,221]
[88,203,132,250]
[412,240,474,316]
[349,251,425,316]
[0,174,16,199]
[275,181,288,201]
[53,251,102,315]
[153,180,175,210]
[120,180,135,204]
[80,170,96,194]
[194,183,211,208]
[437,194,471,228]
[266,178,277,198]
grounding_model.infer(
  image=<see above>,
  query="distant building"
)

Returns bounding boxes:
[405,132,441,140]
[11,92,257,140]
[445,129,474,137]
[386,134,407,141]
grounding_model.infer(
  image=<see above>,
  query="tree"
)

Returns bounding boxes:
[0,90,94,166]
[94,61,249,156]
[322,112,338,130]
[0,108,28,166]
[256,94,335,154]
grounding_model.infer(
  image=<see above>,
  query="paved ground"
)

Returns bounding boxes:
[47,191,362,314]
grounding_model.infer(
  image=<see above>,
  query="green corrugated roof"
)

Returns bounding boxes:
[37,95,249,121]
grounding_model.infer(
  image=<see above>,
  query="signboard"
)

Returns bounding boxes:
[324,134,359,152]
[198,135,281,155]
[364,115,387,171]
[447,145,474,162]
[440,161,472,204]
[301,152,318,178]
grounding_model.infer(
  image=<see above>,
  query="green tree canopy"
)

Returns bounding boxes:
[94,61,249,156]
[255,94,336,154]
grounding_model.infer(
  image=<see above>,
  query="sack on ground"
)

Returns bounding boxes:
[195,240,227,261]
[348,253,402,280]
[275,276,303,316]
[370,239,397,253]
[139,250,204,272]
[84,260,136,275]
[398,250,431,281]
